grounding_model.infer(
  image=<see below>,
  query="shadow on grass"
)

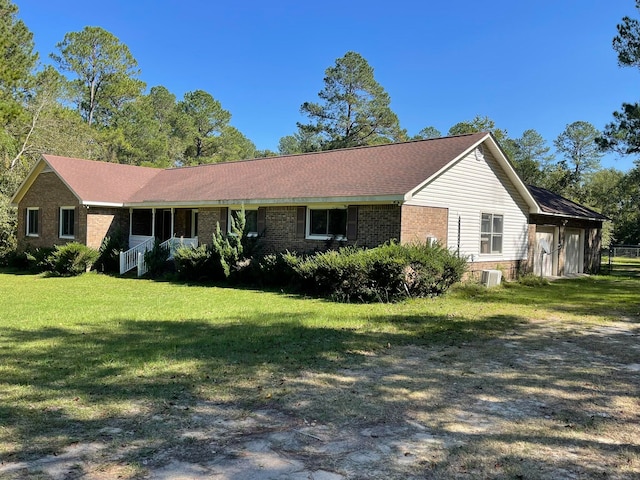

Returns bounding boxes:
[1,307,639,479]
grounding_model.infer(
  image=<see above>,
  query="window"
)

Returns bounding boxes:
[230,209,258,236]
[59,207,75,238]
[308,208,347,239]
[26,208,39,236]
[480,213,503,254]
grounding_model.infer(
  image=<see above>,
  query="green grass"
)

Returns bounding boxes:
[600,255,640,277]
[1,270,639,472]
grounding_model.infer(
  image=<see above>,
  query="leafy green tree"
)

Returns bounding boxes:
[51,26,145,126]
[178,90,255,164]
[411,126,441,140]
[448,115,508,141]
[598,1,640,158]
[553,121,602,201]
[179,89,231,163]
[0,0,37,125]
[278,128,322,154]
[299,51,405,150]
[447,115,516,159]
[108,86,184,166]
[511,129,555,185]
[612,167,640,243]
[4,66,65,170]
[207,126,256,163]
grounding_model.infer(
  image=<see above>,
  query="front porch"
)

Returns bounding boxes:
[120,207,200,275]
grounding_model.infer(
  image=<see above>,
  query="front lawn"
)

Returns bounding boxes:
[0,272,638,479]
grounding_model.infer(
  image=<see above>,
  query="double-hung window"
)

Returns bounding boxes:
[308,208,347,239]
[26,208,39,236]
[59,207,75,239]
[230,209,258,237]
[480,213,503,254]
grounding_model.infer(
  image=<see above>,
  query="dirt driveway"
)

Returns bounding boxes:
[1,316,638,479]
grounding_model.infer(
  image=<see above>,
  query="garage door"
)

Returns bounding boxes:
[564,229,582,275]
[535,228,554,277]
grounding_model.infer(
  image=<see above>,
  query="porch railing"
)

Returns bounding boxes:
[160,236,199,259]
[119,236,154,275]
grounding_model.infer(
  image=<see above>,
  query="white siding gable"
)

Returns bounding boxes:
[408,144,530,262]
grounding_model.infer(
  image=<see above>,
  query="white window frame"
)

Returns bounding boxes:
[59,206,75,239]
[480,212,503,255]
[26,207,39,237]
[306,207,348,241]
[228,208,259,237]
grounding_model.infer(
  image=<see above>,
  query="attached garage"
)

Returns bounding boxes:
[528,186,607,277]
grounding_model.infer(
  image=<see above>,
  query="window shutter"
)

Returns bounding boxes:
[219,207,228,234]
[257,207,266,235]
[347,206,358,240]
[296,206,306,239]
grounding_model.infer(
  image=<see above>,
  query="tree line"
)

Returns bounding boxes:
[1,0,639,258]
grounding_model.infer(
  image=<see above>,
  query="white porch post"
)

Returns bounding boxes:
[171,208,175,238]
[151,208,156,238]
[128,208,133,238]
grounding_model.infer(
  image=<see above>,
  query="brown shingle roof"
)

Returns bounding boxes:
[43,155,162,204]
[34,134,491,206]
[129,133,488,204]
[528,185,608,221]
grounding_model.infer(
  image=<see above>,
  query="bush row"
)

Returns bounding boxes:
[7,242,99,276]
[4,231,466,301]
[174,241,466,302]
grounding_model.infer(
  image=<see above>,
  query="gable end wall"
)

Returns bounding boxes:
[17,172,84,250]
[410,146,530,266]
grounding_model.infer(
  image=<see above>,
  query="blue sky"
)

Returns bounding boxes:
[15,0,640,171]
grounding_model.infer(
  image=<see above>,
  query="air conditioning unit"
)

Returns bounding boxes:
[481,269,502,288]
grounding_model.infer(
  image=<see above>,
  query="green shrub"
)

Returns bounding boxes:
[50,242,99,276]
[143,239,170,278]
[23,246,56,273]
[174,245,213,281]
[290,242,466,302]
[94,231,128,273]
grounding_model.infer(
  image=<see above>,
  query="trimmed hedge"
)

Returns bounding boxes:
[287,242,466,302]
[174,240,465,302]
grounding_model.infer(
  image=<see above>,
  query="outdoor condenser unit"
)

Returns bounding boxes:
[481,269,502,288]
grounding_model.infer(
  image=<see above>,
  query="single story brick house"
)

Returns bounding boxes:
[10,132,606,278]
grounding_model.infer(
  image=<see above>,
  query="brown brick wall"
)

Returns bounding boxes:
[86,207,128,249]
[400,205,448,245]
[197,207,223,245]
[357,204,401,248]
[17,172,82,250]
[197,204,402,254]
